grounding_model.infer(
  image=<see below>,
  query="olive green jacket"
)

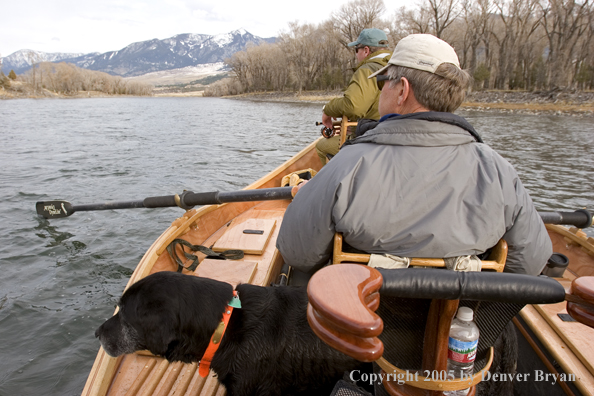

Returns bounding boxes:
[323,50,392,121]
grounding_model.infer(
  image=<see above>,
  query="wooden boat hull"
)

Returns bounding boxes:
[82,138,594,396]
[518,224,594,396]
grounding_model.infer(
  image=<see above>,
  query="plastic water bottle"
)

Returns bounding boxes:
[445,307,480,396]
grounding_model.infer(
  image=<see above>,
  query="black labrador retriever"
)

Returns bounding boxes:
[95,271,364,396]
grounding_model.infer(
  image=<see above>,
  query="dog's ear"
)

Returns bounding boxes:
[119,272,234,363]
[135,310,179,356]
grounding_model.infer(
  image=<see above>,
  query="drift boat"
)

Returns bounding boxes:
[69,135,594,396]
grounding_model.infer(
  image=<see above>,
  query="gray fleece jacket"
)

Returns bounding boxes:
[276,112,551,275]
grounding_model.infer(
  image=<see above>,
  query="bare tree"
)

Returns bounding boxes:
[331,0,387,46]
[280,22,327,93]
[539,0,592,89]
[426,0,462,38]
[573,5,594,89]
[459,0,495,79]
[27,51,42,92]
[489,0,543,89]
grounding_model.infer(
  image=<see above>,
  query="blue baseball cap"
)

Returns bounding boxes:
[347,28,389,48]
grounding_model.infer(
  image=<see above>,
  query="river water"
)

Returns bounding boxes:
[0,97,592,396]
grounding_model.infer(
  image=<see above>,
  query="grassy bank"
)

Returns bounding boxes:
[226,90,594,116]
[0,80,152,99]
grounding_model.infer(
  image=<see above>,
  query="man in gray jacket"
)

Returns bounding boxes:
[277,34,551,276]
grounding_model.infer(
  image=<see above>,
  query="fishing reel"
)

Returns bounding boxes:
[315,122,335,138]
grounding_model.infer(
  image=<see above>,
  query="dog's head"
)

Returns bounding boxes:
[95,271,234,363]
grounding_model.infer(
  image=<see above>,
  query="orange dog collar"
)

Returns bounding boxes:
[198,291,241,377]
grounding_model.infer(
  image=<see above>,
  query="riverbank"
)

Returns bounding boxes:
[227,90,594,116]
[0,81,152,99]
[3,84,593,116]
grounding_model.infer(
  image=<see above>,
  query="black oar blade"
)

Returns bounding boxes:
[36,201,75,219]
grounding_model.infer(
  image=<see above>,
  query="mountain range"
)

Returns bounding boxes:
[1,29,275,78]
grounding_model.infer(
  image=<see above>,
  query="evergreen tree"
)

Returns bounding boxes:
[8,70,17,80]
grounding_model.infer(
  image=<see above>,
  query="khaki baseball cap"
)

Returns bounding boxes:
[369,34,460,78]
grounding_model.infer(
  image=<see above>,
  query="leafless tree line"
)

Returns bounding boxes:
[207,0,593,96]
[22,61,153,96]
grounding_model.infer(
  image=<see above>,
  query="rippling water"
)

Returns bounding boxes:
[0,98,592,395]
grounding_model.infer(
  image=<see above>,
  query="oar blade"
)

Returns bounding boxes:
[36,201,74,219]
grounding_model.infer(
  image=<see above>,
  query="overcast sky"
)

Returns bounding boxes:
[1,0,408,56]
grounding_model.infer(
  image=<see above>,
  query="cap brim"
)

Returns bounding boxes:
[368,64,390,79]
[347,41,359,47]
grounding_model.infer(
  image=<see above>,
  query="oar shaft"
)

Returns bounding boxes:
[37,187,296,219]
[74,200,146,212]
[79,187,294,211]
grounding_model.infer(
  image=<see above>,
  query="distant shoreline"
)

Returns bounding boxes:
[225,90,594,116]
[3,87,592,116]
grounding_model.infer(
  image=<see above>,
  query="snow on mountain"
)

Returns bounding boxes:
[1,30,276,78]
[1,50,88,74]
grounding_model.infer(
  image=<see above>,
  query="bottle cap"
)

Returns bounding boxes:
[457,307,474,321]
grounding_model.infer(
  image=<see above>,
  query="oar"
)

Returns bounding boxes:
[36,188,593,228]
[36,187,295,219]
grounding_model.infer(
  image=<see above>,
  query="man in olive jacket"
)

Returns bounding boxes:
[316,28,391,165]
[278,34,551,276]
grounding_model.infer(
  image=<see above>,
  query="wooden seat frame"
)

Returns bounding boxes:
[333,233,508,273]
[331,117,358,146]
[311,234,510,395]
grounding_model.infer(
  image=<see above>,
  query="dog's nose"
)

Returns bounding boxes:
[95,327,101,339]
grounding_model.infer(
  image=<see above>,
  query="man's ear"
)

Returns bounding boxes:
[396,77,410,106]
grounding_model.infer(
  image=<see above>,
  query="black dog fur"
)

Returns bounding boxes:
[95,271,364,396]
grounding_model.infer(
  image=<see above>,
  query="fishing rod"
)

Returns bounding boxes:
[36,188,593,229]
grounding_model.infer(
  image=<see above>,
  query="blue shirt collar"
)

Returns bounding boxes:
[379,113,401,123]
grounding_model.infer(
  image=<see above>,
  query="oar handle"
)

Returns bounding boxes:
[538,209,593,229]
[172,187,295,210]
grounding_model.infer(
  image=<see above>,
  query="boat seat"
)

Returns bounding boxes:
[333,233,507,272]
[311,234,563,395]
[307,264,568,396]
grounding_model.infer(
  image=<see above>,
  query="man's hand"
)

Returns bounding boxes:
[322,113,335,129]
[291,180,309,197]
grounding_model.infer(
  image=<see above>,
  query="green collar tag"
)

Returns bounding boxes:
[228,294,242,309]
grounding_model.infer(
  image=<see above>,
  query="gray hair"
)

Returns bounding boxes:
[386,64,470,112]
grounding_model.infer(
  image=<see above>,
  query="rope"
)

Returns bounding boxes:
[166,238,244,273]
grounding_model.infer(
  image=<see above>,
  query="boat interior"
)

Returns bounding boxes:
[81,135,594,396]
